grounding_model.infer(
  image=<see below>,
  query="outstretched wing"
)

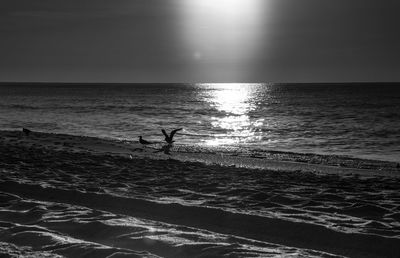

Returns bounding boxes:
[169,128,183,139]
[161,129,169,138]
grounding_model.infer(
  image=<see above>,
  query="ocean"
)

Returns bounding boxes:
[1,83,400,257]
[0,82,399,162]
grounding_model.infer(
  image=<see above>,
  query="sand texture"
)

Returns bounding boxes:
[0,130,399,257]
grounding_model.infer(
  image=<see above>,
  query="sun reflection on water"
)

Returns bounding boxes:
[209,83,255,115]
[198,83,265,146]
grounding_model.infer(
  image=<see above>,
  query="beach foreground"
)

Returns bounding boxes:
[0,130,399,257]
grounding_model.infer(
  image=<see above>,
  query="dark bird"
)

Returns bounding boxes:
[154,144,172,155]
[161,128,182,144]
[22,128,31,136]
[138,136,152,145]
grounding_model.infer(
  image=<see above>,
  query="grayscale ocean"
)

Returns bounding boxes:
[1,83,400,257]
[0,82,399,162]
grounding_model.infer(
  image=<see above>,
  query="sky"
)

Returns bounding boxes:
[1,0,399,83]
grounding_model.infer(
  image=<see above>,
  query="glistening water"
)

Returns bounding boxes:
[0,83,399,162]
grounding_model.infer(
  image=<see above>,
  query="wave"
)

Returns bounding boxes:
[1,130,400,257]
[1,182,398,257]
[0,103,42,110]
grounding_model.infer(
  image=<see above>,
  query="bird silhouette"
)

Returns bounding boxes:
[153,144,172,155]
[161,128,182,144]
[22,128,31,136]
[138,136,152,145]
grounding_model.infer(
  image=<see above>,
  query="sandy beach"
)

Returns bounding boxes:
[0,130,399,257]
[3,0,400,256]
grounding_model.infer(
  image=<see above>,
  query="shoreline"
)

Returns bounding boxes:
[1,129,400,257]
[0,130,398,177]
[2,180,399,257]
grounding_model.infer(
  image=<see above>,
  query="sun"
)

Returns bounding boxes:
[200,0,246,16]
[180,0,266,81]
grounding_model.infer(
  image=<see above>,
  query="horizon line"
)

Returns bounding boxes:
[1,81,400,85]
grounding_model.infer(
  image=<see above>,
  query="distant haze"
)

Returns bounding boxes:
[1,0,399,83]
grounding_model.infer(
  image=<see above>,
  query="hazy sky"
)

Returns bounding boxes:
[1,0,399,83]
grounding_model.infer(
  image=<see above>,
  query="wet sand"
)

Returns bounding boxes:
[0,130,399,257]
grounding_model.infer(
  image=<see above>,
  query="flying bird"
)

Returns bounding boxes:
[138,136,152,145]
[161,128,182,144]
[22,128,31,136]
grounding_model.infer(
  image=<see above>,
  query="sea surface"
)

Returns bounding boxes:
[1,84,400,257]
[0,82,399,162]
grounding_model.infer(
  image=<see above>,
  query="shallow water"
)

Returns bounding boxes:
[0,83,399,162]
[1,132,399,257]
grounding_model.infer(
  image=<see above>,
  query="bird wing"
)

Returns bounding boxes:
[169,128,183,139]
[161,129,169,138]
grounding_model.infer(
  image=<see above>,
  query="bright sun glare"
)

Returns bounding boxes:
[200,83,264,146]
[180,0,266,81]
[200,0,247,16]
[211,83,254,115]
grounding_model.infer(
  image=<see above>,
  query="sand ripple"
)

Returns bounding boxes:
[1,144,399,238]
[1,131,400,257]
[0,192,338,257]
